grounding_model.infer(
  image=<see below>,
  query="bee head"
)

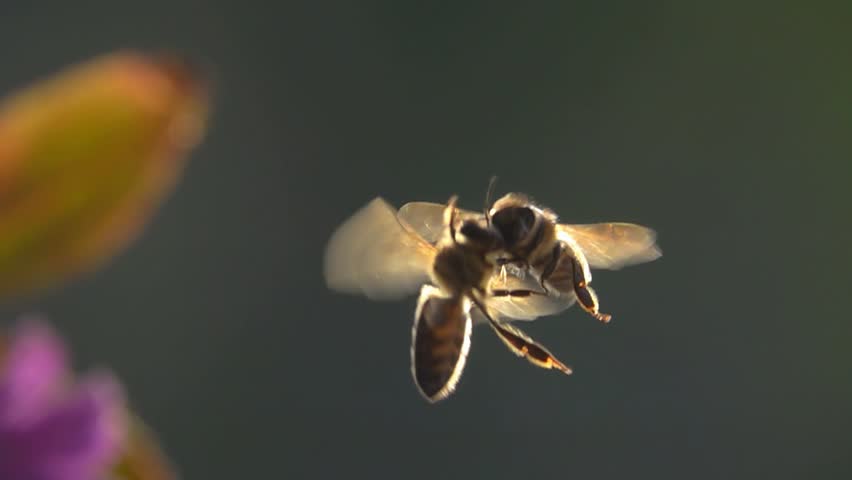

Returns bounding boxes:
[490,205,536,248]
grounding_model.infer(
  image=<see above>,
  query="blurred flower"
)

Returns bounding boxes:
[0,51,210,301]
[0,318,126,480]
[111,415,178,480]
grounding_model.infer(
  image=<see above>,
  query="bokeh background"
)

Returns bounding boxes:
[1,1,850,479]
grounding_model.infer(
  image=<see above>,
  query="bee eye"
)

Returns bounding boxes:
[517,207,535,229]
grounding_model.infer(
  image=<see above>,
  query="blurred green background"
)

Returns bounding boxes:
[1,1,850,479]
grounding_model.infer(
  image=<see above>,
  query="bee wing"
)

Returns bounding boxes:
[485,266,577,321]
[557,223,662,270]
[411,285,473,402]
[397,201,483,244]
[323,197,435,300]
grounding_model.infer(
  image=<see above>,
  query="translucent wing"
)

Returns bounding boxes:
[323,197,435,300]
[485,265,576,321]
[558,223,662,270]
[397,201,483,244]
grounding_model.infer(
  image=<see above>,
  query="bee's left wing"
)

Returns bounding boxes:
[323,197,435,300]
[397,201,483,244]
[557,223,662,270]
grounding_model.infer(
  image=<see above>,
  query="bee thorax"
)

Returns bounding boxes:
[432,247,492,296]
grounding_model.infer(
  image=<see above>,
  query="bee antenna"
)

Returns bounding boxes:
[484,175,498,225]
[445,195,460,244]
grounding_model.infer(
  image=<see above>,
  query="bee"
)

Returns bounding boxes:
[323,196,573,403]
[398,185,662,325]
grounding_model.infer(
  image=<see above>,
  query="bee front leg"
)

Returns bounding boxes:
[534,243,565,295]
[493,255,529,285]
[495,256,528,269]
[490,288,547,298]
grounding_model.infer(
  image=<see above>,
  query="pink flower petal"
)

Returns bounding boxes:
[0,319,128,480]
[0,317,68,425]
[30,372,126,480]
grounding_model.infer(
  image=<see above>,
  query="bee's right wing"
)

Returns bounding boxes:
[397,201,483,244]
[558,223,662,270]
[323,197,435,300]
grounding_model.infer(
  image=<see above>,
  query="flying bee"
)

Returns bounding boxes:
[398,185,662,325]
[323,196,574,403]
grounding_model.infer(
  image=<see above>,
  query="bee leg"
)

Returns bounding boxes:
[490,288,547,298]
[495,256,527,268]
[495,256,517,265]
[468,295,572,374]
[502,261,529,281]
[489,322,572,374]
[570,256,612,323]
[536,243,564,295]
[488,321,573,374]
[494,256,530,286]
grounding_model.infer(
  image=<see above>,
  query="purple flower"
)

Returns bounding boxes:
[0,318,126,480]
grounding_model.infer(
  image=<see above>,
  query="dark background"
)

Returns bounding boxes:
[1,1,850,479]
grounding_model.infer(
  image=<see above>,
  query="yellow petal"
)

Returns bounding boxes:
[0,51,209,300]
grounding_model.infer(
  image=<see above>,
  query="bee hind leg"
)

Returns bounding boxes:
[573,284,612,323]
[468,295,572,375]
[488,320,572,375]
[569,256,612,323]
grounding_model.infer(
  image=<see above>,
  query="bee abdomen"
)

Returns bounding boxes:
[411,290,472,402]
